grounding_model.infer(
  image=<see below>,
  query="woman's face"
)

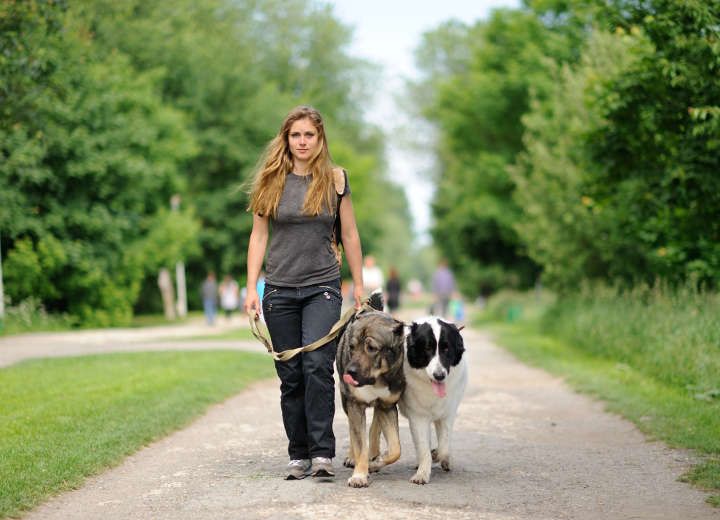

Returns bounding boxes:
[288,117,320,166]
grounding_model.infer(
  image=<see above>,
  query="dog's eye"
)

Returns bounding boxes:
[366,343,379,353]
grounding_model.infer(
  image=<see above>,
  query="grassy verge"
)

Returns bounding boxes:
[128,311,203,328]
[0,304,206,337]
[0,299,77,336]
[0,350,275,518]
[477,289,720,507]
[176,327,256,342]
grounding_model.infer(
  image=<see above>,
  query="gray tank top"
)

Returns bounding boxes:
[265,171,350,287]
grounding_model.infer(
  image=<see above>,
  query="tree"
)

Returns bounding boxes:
[515,0,720,288]
[413,10,570,295]
[73,0,411,298]
[512,30,653,289]
[1,0,414,323]
[1,1,197,324]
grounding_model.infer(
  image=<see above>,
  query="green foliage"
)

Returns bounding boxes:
[512,30,653,289]
[478,283,720,400]
[0,297,77,335]
[542,283,720,395]
[4,236,64,301]
[414,10,575,295]
[475,287,555,324]
[1,0,413,323]
[1,1,198,325]
[417,1,720,291]
[519,1,720,288]
[68,0,411,298]
[585,2,720,287]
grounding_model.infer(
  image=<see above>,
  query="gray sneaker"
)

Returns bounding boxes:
[285,459,311,480]
[310,457,335,478]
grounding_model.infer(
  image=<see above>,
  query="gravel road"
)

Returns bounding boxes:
[3,317,716,519]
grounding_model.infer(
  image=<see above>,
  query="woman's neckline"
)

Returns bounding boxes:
[289,171,312,177]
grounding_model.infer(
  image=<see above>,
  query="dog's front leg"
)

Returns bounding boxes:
[346,402,369,487]
[368,409,381,467]
[434,417,452,471]
[408,416,433,484]
[341,393,355,468]
[369,406,401,472]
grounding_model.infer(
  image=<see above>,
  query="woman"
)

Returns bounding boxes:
[244,106,364,480]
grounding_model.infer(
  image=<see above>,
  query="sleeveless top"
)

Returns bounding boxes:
[265,171,350,287]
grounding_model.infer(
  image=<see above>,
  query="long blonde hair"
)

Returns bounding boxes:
[248,106,336,218]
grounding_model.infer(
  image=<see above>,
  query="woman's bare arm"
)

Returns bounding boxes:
[245,213,269,316]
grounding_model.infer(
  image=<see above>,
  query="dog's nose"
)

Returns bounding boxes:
[433,370,446,382]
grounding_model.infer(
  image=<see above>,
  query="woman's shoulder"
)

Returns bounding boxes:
[332,167,347,195]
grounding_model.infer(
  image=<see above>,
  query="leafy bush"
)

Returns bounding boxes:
[542,283,720,394]
[0,298,76,335]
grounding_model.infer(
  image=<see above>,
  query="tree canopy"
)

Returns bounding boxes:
[1,0,414,324]
[413,0,720,294]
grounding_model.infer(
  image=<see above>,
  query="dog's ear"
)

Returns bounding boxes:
[448,325,465,366]
[367,289,384,311]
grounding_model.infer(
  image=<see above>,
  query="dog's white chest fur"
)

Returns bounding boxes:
[400,357,468,420]
[350,384,393,404]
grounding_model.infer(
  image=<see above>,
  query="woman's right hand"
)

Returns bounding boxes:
[245,288,260,318]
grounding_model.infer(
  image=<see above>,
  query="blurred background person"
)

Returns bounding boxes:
[431,259,455,318]
[362,255,384,294]
[448,291,465,323]
[219,274,240,320]
[385,266,401,316]
[201,271,218,325]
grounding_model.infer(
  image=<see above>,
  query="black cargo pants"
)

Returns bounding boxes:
[261,279,342,460]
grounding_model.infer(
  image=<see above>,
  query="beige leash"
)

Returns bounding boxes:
[248,298,373,362]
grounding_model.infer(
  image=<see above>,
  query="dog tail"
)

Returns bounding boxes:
[368,288,384,312]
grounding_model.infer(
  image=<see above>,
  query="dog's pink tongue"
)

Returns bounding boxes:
[343,373,359,386]
[432,381,447,398]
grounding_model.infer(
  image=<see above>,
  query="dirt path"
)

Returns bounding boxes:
[5,319,717,519]
[0,317,256,368]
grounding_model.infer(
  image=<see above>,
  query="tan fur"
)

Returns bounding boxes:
[336,311,405,487]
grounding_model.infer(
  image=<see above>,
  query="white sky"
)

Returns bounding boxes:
[326,0,520,244]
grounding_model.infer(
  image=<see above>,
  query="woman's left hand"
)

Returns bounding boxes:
[353,285,363,310]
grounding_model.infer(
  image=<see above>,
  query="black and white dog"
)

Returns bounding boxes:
[399,317,467,484]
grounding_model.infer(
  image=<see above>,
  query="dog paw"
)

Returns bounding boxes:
[431,449,439,462]
[440,459,450,471]
[410,471,430,485]
[369,456,384,473]
[343,457,355,468]
[347,473,369,488]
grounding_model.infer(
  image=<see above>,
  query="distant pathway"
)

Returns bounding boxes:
[8,314,715,519]
[0,316,258,368]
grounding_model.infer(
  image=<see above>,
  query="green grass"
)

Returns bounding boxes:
[0,307,206,337]
[0,300,77,336]
[542,285,720,394]
[484,318,720,506]
[128,311,203,328]
[176,327,256,342]
[0,350,275,518]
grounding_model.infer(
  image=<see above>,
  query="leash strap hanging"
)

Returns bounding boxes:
[249,297,372,362]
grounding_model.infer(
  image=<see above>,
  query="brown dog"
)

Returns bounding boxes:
[336,309,405,487]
